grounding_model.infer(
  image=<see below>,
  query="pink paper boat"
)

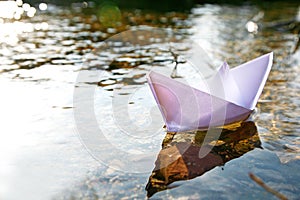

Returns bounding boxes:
[147,52,273,132]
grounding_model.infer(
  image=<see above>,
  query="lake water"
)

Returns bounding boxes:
[0,1,299,200]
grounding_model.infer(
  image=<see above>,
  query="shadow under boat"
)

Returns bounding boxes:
[145,121,261,198]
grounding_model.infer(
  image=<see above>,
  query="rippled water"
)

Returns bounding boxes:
[0,2,299,200]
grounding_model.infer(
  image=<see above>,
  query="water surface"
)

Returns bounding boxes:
[0,1,299,200]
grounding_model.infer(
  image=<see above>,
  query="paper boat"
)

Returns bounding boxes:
[147,52,273,132]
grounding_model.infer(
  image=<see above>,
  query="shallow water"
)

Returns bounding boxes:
[0,1,299,200]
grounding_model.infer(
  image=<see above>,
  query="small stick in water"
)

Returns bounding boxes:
[249,173,288,200]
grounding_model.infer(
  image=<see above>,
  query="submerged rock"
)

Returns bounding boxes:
[146,121,261,197]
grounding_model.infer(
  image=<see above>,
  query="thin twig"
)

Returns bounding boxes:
[292,34,300,54]
[169,48,180,78]
[249,173,288,200]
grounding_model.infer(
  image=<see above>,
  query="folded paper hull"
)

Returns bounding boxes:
[147,71,252,132]
[147,53,273,132]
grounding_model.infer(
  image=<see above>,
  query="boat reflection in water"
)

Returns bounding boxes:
[146,121,261,197]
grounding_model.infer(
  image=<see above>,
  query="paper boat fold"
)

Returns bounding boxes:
[147,52,273,132]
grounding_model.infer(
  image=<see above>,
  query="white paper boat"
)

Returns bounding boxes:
[147,52,273,132]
